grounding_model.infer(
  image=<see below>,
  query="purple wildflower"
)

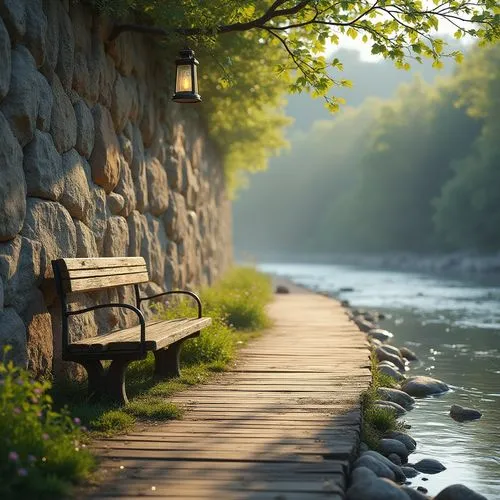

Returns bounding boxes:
[17,468,28,477]
[73,417,81,425]
[33,388,42,395]
[8,451,19,462]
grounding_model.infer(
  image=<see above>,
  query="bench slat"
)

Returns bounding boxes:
[67,317,212,353]
[62,257,146,271]
[64,272,150,293]
[64,265,148,279]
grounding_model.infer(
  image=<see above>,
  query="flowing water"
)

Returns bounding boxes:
[259,262,500,499]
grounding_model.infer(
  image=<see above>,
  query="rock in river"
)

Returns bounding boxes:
[362,450,407,483]
[434,484,488,500]
[378,363,405,381]
[384,431,417,453]
[400,346,418,361]
[378,387,415,410]
[347,468,410,500]
[368,328,394,342]
[378,438,409,462]
[410,458,446,474]
[401,466,419,478]
[375,346,406,371]
[375,400,407,417]
[401,376,449,397]
[449,404,482,422]
[353,454,396,480]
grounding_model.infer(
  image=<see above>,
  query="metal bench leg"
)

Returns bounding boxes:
[80,360,105,400]
[105,358,132,405]
[154,340,184,378]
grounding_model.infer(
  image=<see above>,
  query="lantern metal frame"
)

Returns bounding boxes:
[172,48,202,104]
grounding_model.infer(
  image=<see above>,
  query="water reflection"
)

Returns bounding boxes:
[260,262,500,499]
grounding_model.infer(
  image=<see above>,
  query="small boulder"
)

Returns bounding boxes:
[449,404,482,422]
[356,318,378,332]
[353,454,396,480]
[401,486,430,499]
[339,287,354,292]
[275,285,289,294]
[340,299,350,307]
[434,484,488,500]
[410,458,446,474]
[384,431,417,453]
[375,346,406,371]
[347,472,410,500]
[378,439,409,462]
[388,453,402,466]
[378,363,405,381]
[400,347,418,361]
[362,450,407,483]
[375,400,407,417]
[401,376,449,397]
[378,388,415,410]
[401,466,419,478]
[380,344,403,358]
[379,360,405,373]
[368,328,394,342]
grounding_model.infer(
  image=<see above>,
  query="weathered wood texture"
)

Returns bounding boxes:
[84,282,371,499]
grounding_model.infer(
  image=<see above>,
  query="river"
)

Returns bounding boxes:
[259,261,500,499]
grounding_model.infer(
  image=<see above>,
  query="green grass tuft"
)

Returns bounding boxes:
[125,398,183,420]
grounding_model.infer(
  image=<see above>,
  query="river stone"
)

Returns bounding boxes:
[410,458,446,474]
[401,466,419,478]
[379,359,405,373]
[401,376,449,397]
[60,150,92,220]
[0,18,10,101]
[0,111,25,241]
[347,471,410,500]
[434,484,488,500]
[89,104,120,193]
[449,404,482,422]
[51,74,77,153]
[74,99,95,159]
[375,346,406,371]
[21,199,77,274]
[146,156,169,216]
[0,0,26,42]
[368,328,394,342]
[375,400,407,417]
[378,439,409,462]
[384,431,417,453]
[378,388,415,410]
[114,156,136,217]
[355,317,377,333]
[23,130,64,201]
[353,455,396,480]
[0,307,27,366]
[380,344,403,358]
[362,450,406,483]
[388,453,403,466]
[74,220,98,258]
[0,236,45,312]
[401,486,430,500]
[400,347,418,361]
[378,363,405,381]
[24,0,46,67]
[103,216,129,257]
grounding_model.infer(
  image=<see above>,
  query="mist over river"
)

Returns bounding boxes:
[259,262,500,499]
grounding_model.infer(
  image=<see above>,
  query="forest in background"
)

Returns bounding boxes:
[234,42,500,256]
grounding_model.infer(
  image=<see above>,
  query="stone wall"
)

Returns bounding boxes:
[0,1,232,377]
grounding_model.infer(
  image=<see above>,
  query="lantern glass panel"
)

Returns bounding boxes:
[193,65,198,94]
[176,65,193,92]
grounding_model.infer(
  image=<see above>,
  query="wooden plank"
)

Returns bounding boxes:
[65,271,150,293]
[66,266,148,279]
[68,318,211,352]
[58,257,146,271]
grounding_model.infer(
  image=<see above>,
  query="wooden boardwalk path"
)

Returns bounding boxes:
[85,284,371,499]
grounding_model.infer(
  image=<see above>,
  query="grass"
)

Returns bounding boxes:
[52,267,273,438]
[361,350,406,450]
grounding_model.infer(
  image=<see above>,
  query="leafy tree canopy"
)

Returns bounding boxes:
[91,1,500,185]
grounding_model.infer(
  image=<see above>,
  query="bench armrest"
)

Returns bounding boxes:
[67,303,147,353]
[138,291,202,319]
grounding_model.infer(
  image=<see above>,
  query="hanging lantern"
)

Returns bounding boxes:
[172,48,201,104]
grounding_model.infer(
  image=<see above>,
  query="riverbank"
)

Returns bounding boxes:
[263,262,499,499]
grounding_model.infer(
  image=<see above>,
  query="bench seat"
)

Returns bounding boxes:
[67,317,212,353]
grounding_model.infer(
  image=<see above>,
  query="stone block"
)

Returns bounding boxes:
[130,124,148,212]
[103,216,129,257]
[146,156,169,216]
[60,149,92,220]
[0,307,27,367]
[111,73,130,133]
[50,73,77,153]
[107,192,125,215]
[74,99,94,158]
[0,111,26,241]
[0,0,26,42]
[0,18,11,102]
[55,2,74,91]
[114,155,136,217]
[25,0,47,68]
[86,183,109,253]
[74,219,98,257]
[21,198,77,276]
[23,130,64,201]
[127,210,142,257]
[147,214,167,285]
[89,103,120,193]
[36,71,53,132]
[41,0,59,76]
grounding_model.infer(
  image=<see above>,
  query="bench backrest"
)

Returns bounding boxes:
[52,257,150,294]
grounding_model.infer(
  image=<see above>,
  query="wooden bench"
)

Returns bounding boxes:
[52,257,212,404]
